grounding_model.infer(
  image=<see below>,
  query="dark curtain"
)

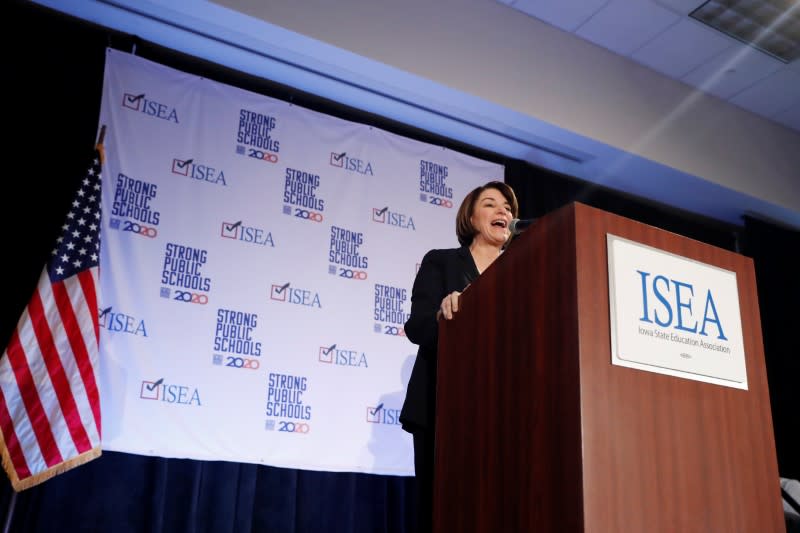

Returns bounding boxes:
[0,451,413,533]
[2,1,795,531]
[741,216,800,481]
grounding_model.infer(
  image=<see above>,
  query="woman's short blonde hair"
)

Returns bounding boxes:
[455,181,519,246]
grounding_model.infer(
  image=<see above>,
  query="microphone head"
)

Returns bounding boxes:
[508,218,535,235]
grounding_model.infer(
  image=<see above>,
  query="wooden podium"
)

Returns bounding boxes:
[434,202,784,532]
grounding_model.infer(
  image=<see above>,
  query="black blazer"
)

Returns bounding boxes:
[400,246,479,433]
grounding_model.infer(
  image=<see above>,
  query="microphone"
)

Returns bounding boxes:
[508,218,536,235]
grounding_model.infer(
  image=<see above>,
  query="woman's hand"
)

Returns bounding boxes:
[437,291,462,320]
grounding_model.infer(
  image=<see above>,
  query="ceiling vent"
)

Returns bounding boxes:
[690,0,800,62]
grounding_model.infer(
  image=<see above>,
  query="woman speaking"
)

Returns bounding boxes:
[400,180,519,533]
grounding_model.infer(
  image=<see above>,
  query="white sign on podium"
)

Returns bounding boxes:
[607,234,748,390]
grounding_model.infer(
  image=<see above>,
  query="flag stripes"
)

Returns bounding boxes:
[0,144,103,491]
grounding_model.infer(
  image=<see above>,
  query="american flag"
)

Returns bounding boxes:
[0,140,104,491]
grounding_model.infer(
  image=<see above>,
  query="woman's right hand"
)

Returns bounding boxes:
[437,291,462,320]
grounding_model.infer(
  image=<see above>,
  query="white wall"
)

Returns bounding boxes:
[216,0,800,223]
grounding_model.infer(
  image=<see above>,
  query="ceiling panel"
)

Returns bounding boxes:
[729,67,800,118]
[773,101,800,131]
[788,54,800,74]
[651,0,705,13]
[576,0,680,56]
[681,46,785,100]
[506,0,607,32]
[631,18,734,78]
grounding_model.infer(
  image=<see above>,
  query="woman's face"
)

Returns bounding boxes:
[469,187,513,247]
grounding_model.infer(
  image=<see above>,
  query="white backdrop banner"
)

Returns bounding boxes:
[96,49,502,475]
